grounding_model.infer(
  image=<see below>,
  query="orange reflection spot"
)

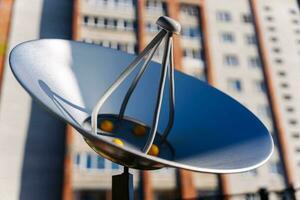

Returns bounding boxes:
[148,144,159,156]
[132,125,147,136]
[100,120,114,132]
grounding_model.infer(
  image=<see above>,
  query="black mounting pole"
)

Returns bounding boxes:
[112,167,134,200]
[258,188,269,200]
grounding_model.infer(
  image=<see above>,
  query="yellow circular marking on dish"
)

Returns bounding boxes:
[148,144,159,156]
[132,125,147,136]
[100,120,114,132]
[113,138,124,147]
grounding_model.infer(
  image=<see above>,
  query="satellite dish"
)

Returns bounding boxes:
[9,16,273,174]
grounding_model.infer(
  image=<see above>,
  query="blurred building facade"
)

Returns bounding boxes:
[71,0,300,199]
[0,0,72,200]
[1,0,300,200]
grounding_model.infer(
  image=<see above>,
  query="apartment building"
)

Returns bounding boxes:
[0,0,300,199]
[70,0,300,199]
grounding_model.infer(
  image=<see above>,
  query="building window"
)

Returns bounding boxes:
[220,32,235,43]
[280,82,289,88]
[270,36,278,42]
[228,79,242,92]
[183,48,201,60]
[146,0,164,12]
[254,80,266,93]
[74,153,80,165]
[97,18,105,27]
[127,43,136,54]
[247,169,258,176]
[286,107,294,112]
[146,22,159,33]
[265,16,274,21]
[154,48,164,60]
[257,105,271,118]
[94,17,98,25]
[275,58,283,64]
[242,14,252,23]
[86,153,92,169]
[292,132,300,139]
[246,194,257,200]
[289,119,298,125]
[283,94,292,100]
[107,18,116,29]
[181,27,201,38]
[224,54,239,66]
[121,0,134,7]
[97,156,105,169]
[181,4,199,16]
[92,17,136,31]
[216,11,232,22]
[83,15,89,24]
[268,26,276,32]
[98,0,120,7]
[272,47,281,53]
[103,42,136,54]
[112,162,120,170]
[116,19,125,30]
[278,71,286,77]
[103,18,108,26]
[295,29,300,34]
[110,42,118,49]
[117,43,122,50]
[264,6,271,11]
[245,34,257,45]
[124,20,134,31]
[269,162,283,175]
[248,56,261,68]
[292,19,299,24]
[290,9,297,15]
[83,38,93,43]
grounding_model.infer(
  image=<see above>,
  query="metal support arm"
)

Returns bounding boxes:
[91,16,181,153]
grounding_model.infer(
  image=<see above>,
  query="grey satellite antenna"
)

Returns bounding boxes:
[10,16,273,199]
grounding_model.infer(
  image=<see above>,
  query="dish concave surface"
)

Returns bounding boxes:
[9,39,273,173]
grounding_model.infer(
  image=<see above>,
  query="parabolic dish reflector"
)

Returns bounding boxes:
[9,39,273,173]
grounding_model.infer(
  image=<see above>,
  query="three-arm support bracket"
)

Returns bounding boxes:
[91,16,181,153]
